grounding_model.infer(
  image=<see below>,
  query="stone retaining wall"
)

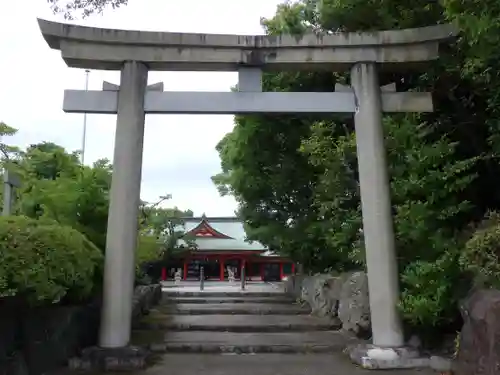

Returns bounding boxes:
[284,272,371,337]
[0,284,162,375]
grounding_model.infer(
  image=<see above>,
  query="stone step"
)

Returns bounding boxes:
[136,314,341,332]
[162,291,285,298]
[129,353,436,375]
[156,303,310,315]
[141,330,360,354]
[163,296,295,304]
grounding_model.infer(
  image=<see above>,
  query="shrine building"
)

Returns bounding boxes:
[170,216,294,281]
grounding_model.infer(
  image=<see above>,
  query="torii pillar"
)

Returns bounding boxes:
[100,61,147,347]
[100,66,165,348]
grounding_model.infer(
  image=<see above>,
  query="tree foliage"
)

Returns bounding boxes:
[47,0,128,19]
[139,200,196,262]
[0,123,195,301]
[213,0,500,334]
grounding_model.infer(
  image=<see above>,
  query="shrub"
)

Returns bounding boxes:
[135,235,163,284]
[399,249,465,328]
[0,216,103,305]
[136,235,162,268]
[461,211,500,288]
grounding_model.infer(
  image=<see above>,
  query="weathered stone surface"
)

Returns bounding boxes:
[0,284,160,375]
[0,351,29,375]
[285,272,371,336]
[0,299,100,375]
[347,343,428,370]
[145,331,358,354]
[300,275,343,317]
[160,302,310,315]
[132,284,162,323]
[38,19,457,72]
[69,346,149,371]
[136,314,341,332]
[132,353,438,375]
[164,296,294,304]
[429,355,452,372]
[338,272,371,336]
[455,289,500,375]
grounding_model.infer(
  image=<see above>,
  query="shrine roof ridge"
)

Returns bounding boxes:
[183,216,240,222]
[38,19,457,50]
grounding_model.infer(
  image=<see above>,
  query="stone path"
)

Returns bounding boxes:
[126,283,436,374]
[52,282,437,374]
[134,354,435,375]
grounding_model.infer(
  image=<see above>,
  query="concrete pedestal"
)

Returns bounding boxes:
[350,62,404,348]
[99,61,149,348]
[347,344,428,370]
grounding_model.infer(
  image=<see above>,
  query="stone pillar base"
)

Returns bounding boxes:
[69,346,149,372]
[346,344,429,370]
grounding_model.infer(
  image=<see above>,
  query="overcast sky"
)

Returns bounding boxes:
[0,0,283,216]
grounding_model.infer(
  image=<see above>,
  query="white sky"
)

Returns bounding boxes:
[0,0,283,216]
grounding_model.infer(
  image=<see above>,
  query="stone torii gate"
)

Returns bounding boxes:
[38,19,456,368]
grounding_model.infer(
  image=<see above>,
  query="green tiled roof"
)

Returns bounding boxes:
[179,217,267,252]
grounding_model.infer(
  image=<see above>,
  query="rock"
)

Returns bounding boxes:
[338,271,371,337]
[311,276,336,317]
[455,289,500,375]
[152,284,162,305]
[284,275,303,297]
[407,335,422,350]
[300,275,335,316]
[132,285,161,322]
[312,276,345,318]
[0,352,29,375]
[69,346,149,371]
[429,355,452,372]
[289,272,370,330]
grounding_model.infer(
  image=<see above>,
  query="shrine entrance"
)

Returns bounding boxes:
[37,18,456,353]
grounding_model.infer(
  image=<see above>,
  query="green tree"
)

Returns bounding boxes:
[11,142,112,250]
[140,199,196,261]
[47,0,127,19]
[213,0,500,336]
[0,122,21,162]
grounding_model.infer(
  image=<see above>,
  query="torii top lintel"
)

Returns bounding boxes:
[37,19,457,72]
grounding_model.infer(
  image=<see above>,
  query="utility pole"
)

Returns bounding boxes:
[81,69,90,165]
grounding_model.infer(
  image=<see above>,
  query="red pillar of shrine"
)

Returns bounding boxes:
[260,263,264,281]
[279,262,284,280]
[161,267,167,281]
[183,260,188,280]
[291,263,295,275]
[219,256,225,281]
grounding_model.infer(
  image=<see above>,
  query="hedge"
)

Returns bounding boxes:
[0,216,103,305]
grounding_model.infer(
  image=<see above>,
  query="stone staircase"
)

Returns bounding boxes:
[125,286,437,375]
[131,287,360,355]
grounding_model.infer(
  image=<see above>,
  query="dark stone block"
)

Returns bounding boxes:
[0,351,29,375]
[69,346,149,372]
[455,289,500,375]
[152,284,162,305]
[0,298,101,375]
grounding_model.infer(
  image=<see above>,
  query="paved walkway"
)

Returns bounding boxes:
[160,280,284,294]
[52,282,437,374]
[136,354,435,375]
[128,282,436,374]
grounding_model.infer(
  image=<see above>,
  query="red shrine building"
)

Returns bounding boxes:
[171,216,294,281]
